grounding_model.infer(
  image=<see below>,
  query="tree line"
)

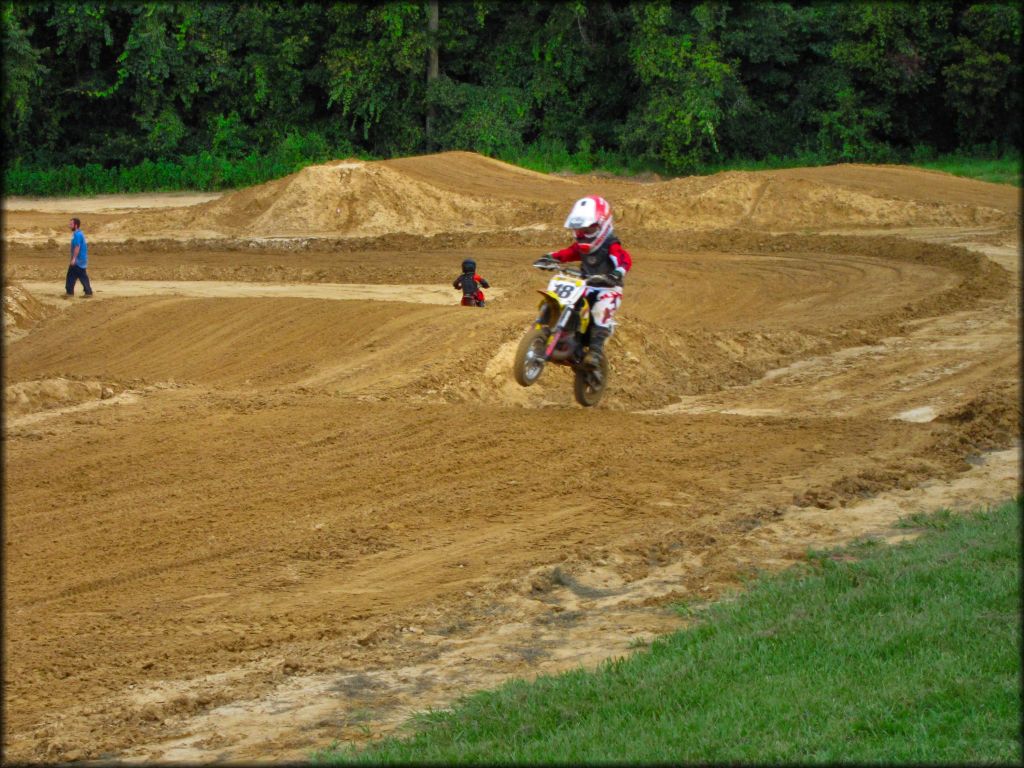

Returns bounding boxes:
[2,1,1019,190]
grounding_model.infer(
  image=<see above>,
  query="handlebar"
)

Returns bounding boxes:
[533,258,583,278]
[532,259,620,286]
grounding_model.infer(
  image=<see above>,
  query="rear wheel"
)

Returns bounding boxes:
[513,327,549,386]
[573,353,609,406]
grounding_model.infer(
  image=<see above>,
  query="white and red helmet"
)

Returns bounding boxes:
[564,195,613,254]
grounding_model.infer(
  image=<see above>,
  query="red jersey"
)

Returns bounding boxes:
[550,237,632,278]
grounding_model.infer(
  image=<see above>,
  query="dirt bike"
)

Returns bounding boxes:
[513,257,616,407]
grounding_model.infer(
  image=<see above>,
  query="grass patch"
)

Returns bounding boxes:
[499,139,660,178]
[6,144,1018,196]
[3,136,372,197]
[914,153,1022,186]
[501,143,1021,187]
[698,152,1021,186]
[313,499,1021,764]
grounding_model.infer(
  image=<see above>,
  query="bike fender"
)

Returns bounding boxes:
[534,293,561,330]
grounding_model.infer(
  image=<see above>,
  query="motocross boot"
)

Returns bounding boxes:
[583,327,610,368]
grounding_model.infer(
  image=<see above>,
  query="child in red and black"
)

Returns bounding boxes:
[453,258,490,307]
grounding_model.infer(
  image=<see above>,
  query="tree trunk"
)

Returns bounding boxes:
[426,0,439,150]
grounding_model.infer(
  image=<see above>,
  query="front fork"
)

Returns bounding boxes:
[543,306,573,358]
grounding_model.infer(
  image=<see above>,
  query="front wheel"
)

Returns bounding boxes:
[574,353,609,406]
[513,327,549,386]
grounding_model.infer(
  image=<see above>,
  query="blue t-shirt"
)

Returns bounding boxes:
[71,229,88,267]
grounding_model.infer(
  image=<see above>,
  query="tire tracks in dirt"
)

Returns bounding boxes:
[2,157,1019,763]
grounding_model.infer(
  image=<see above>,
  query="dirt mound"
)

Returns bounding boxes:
[628,170,1015,231]
[3,281,56,340]
[5,377,116,418]
[101,155,569,241]
[11,153,1015,245]
[182,156,1016,237]
[179,161,495,237]
[936,382,1022,455]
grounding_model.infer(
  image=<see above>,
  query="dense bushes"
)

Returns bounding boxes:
[2,2,1020,194]
[5,140,1019,199]
[5,128,359,196]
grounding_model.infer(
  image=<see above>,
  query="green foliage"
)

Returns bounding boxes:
[623,1,739,172]
[453,2,635,154]
[323,3,427,147]
[147,108,187,157]
[712,1,809,160]
[827,1,954,150]
[815,85,896,162]
[209,112,251,160]
[427,76,530,156]
[275,130,332,168]
[2,1,1021,189]
[10,144,1014,197]
[914,152,1022,186]
[514,137,575,172]
[943,4,1022,148]
[512,138,655,177]
[4,137,346,196]
[1,4,48,140]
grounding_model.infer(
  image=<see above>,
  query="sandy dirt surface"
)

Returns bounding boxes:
[3,191,223,212]
[3,152,1020,763]
[16,279,506,307]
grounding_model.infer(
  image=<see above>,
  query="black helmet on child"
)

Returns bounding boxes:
[462,259,476,273]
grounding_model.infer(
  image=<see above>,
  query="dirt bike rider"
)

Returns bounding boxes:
[452,258,490,307]
[537,195,632,367]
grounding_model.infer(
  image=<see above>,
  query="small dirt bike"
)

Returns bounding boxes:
[513,258,615,407]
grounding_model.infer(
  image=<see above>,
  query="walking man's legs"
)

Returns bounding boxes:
[78,266,93,296]
[65,265,93,296]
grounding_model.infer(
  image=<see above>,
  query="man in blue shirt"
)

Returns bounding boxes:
[66,217,93,298]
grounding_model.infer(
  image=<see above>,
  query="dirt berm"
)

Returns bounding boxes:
[3,151,1019,762]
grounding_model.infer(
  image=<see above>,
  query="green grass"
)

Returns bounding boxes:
[501,142,1022,187]
[500,140,660,178]
[313,498,1021,765]
[698,152,1022,186]
[6,145,1018,196]
[914,154,1022,186]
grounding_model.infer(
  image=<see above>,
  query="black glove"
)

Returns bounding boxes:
[533,255,558,269]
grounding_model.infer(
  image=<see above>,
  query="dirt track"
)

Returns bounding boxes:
[3,152,1020,762]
